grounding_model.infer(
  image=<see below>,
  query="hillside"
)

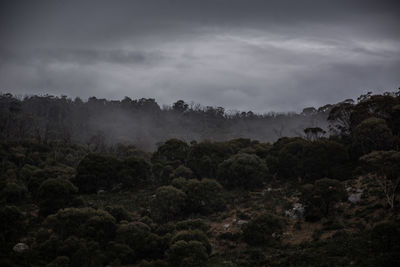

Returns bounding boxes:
[1,90,400,266]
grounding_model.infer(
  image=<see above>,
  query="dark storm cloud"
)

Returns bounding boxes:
[1,0,399,112]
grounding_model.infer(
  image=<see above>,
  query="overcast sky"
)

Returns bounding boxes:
[1,0,399,112]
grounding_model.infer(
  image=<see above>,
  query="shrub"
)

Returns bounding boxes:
[170,165,195,179]
[152,139,189,165]
[302,178,346,221]
[167,240,208,267]
[150,186,186,222]
[175,219,210,233]
[353,117,393,155]
[1,182,28,203]
[0,205,25,251]
[46,256,70,267]
[120,157,152,188]
[44,207,116,245]
[170,230,211,254]
[184,179,225,214]
[116,222,165,260]
[37,178,78,216]
[106,241,136,265]
[217,153,268,189]
[242,214,284,246]
[73,153,122,193]
[105,205,132,222]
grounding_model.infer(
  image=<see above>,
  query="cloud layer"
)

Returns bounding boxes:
[1,0,399,112]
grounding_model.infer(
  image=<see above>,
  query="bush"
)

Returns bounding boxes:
[217,153,268,189]
[184,179,225,215]
[105,205,132,222]
[44,207,116,245]
[170,165,195,179]
[73,153,122,193]
[1,182,28,203]
[353,117,393,155]
[0,205,25,251]
[187,141,234,178]
[167,240,208,267]
[152,139,189,165]
[46,256,70,267]
[175,219,210,233]
[242,214,284,246]
[170,230,211,254]
[150,186,186,222]
[116,222,165,260]
[38,178,78,216]
[120,157,152,188]
[106,242,136,265]
[302,178,346,221]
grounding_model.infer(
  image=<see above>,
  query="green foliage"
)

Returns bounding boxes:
[175,219,210,233]
[184,179,225,214]
[116,222,165,260]
[275,138,349,181]
[369,221,400,266]
[187,141,234,178]
[242,213,284,246]
[217,153,268,189]
[0,205,25,251]
[302,178,346,221]
[353,117,393,155]
[150,186,187,222]
[44,207,116,245]
[104,205,132,222]
[38,178,78,216]
[171,229,211,254]
[73,153,122,193]
[152,163,174,186]
[360,150,400,208]
[46,256,70,267]
[106,241,136,265]
[167,240,208,267]
[120,156,152,188]
[171,165,195,179]
[1,182,28,203]
[152,139,189,165]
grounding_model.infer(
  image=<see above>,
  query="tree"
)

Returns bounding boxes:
[353,117,393,155]
[120,157,152,188]
[44,207,117,245]
[304,127,326,141]
[167,240,208,267]
[37,178,78,216]
[150,186,187,222]
[217,153,268,189]
[242,214,284,246]
[170,230,212,254]
[116,222,165,260]
[183,179,225,215]
[152,139,189,166]
[360,150,400,209]
[0,206,25,252]
[73,153,122,193]
[170,165,195,179]
[301,178,346,221]
[328,101,354,137]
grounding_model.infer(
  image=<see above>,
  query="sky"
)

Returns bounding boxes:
[0,0,399,113]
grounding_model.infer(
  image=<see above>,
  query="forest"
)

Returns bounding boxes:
[1,90,400,266]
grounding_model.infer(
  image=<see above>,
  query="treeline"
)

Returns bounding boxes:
[0,93,330,150]
[0,90,400,266]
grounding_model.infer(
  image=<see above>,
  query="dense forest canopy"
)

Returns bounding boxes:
[0,93,331,150]
[1,89,400,266]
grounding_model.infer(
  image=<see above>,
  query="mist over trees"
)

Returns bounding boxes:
[1,89,400,266]
[0,93,330,150]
